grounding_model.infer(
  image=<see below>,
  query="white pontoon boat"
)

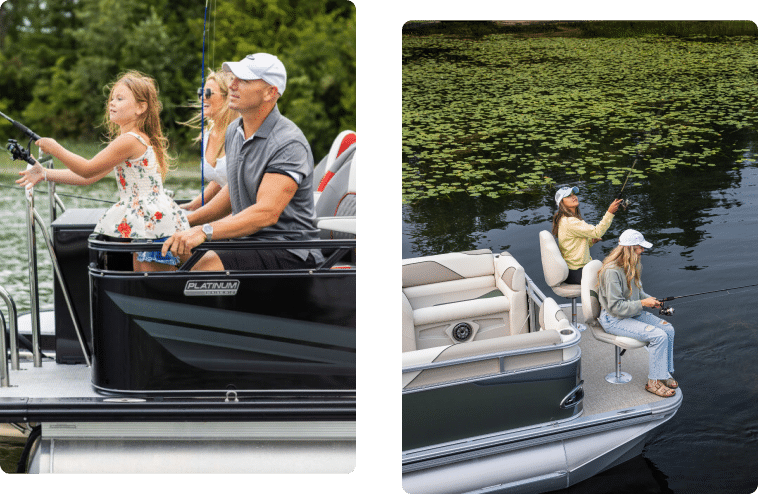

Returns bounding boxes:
[402,249,682,493]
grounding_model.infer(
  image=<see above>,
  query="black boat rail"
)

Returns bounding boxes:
[87,235,356,272]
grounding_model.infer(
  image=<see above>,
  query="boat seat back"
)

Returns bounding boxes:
[314,130,356,199]
[539,229,582,299]
[539,297,572,332]
[315,150,356,239]
[402,251,528,350]
[402,292,416,352]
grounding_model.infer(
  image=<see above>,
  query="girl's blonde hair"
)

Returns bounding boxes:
[551,200,583,237]
[598,245,642,292]
[103,71,171,179]
[181,70,239,161]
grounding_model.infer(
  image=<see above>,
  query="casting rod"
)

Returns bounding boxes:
[659,282,758,302]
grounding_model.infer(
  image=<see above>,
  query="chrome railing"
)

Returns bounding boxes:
[0,287,19,387]
[6,155,91,380]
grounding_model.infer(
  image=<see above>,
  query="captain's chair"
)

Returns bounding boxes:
[581,260,647,384]
[538,230,585,331]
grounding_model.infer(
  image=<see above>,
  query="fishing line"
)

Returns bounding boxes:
[0,183,115,205]
[199,0,209,207]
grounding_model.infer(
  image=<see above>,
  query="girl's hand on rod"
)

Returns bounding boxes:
[608,198,623,214]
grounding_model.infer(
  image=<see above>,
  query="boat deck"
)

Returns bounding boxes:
[578,326,666,416]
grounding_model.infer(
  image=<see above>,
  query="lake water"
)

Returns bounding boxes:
[403,32,758,493]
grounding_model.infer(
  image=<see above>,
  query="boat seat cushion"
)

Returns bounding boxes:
[402,251,529,350]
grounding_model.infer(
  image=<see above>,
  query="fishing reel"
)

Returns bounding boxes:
[658,302,675,317]
[6,138,35,165]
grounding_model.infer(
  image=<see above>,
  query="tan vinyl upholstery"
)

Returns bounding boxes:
[539,297,572,332]
[401,250,528,350]
[539,230,580,298]
[402,330,564,390]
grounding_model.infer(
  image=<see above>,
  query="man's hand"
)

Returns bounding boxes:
[162,226,207,257]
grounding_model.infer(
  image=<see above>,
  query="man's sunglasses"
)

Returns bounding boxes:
[197,87,214,99]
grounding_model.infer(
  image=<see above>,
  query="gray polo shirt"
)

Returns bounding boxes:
[225,105,322,262]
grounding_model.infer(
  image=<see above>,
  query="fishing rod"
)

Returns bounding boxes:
[615,155,639,210]
[0,111,40,165]
[0,110,42,142]
[657,282,758,316]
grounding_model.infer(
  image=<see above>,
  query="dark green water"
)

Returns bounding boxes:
[403,32,758,493]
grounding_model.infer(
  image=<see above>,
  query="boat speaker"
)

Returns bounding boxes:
[452,322,472,342]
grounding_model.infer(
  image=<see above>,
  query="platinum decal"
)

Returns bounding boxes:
[184,280,240,296]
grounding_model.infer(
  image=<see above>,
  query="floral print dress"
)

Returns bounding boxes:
[94,132,189,238]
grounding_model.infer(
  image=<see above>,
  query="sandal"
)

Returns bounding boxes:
[645,380,676,398]
[661,378,678,389]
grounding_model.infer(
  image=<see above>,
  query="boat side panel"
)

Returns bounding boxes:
[402,360,581,451]
[90,271,355,392]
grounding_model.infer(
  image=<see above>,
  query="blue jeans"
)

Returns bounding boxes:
[598,309,675,380]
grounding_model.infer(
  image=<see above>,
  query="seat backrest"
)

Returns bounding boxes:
[402,250,494,289]
[539,297,569,331]
[402,292,416,352]
[581,260,603,323]
[314,130,356,194]
[539,230,569,288]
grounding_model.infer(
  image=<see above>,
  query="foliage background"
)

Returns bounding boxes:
[0,0,356,161]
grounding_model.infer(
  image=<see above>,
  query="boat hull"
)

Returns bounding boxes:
[402,392,681,494]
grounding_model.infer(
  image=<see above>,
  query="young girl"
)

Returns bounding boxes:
[597,230,677,398]
[552,186,623,284]
[180,70,239,211]
[16,71,189,271]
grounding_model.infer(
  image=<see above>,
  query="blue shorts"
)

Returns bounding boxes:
[136,238,181,266]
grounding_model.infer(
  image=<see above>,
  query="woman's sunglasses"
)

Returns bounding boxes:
[196,87,214,99]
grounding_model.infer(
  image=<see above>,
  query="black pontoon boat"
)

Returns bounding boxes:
[0,138,356,473]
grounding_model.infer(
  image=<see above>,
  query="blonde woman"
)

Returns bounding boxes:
[597,229,677,398]
[552,186,623,284]
[181,70,239,210]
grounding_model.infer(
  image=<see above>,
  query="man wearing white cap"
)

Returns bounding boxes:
[163,53,322,270]
[597,229,678,398]
[551,186,622,284]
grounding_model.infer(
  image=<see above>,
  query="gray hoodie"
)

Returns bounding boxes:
[598,264,652,318]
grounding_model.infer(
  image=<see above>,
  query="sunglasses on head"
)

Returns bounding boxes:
[196,87,214,99]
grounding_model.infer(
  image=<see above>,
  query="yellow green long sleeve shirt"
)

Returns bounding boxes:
[557,211,615,270]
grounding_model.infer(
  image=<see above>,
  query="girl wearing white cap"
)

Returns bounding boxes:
[552,186,622,284]
[597,229,677,398]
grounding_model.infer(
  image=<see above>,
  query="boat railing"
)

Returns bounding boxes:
[524,273,548,333]
[24,177,90,367]
[0,286,19,387]
[88,235,356,273]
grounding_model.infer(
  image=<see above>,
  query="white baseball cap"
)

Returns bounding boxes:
[619,229,652,248]
[222,53,287,95]
[554,186,579,207]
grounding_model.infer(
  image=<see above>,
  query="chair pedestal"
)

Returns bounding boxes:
[570,298,587,332]
[605,345,633,384]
